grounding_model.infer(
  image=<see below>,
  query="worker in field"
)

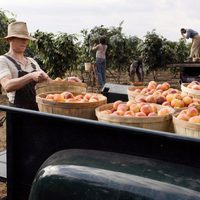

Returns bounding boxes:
[92,36,108,88]
[181,28,200,62]
[129,56,144,83]
[0,21,81,110]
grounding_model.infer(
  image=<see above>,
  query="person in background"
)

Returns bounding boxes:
[129,56,144,83]
[0,21,81,111]
[92,36,108,88]
[181,28,200,62]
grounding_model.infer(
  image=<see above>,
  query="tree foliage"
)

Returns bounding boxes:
[31,31,79,78]
[138,30,189,80]
[0,9,190,80]
[0,9,15,55]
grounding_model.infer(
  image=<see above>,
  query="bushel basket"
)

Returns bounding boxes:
[95,103,174,132]
[36,92,107,120]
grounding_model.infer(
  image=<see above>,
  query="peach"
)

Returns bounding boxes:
[129,103,140,113]
[150,104,158,113]
[53,94,65,102]
[189,116,200,123]
[182,96,193,106]
[171,99,185,108]
[74,94,84,100]
[156,95,166,104]
[46,94,54,100]
[148,112,157,117]
[177,113,190,121]
[153,91,162,96]
[161,82,170,91]
[61,91,74,99]
[135,96,146,103]
[140,104,153,115]
[157,108,170,116]
[188,102,199,107]
[135,112,146,117]
[141,88,150,94]
[124,111,133,117]
[147,84,156,90]
[162,91,169,97]
[113,100,123,110]
[148,81,157,87]
[145,95,157,103]
[155,84,162,90]
[186,107,198,117]
[168,88,179,94]
[173,94,182,100]
[117,104,129,112]
[126,100,134,107]
[162,101,171,106]
[83,94,92,101]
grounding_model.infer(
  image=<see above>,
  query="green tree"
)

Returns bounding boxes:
[81,22,141,83]
[30,31,79,79]
[0,9,15,55]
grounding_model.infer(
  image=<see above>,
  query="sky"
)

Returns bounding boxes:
[1,0,200,42]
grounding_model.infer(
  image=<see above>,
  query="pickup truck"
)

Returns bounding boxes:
[0,103,200,200]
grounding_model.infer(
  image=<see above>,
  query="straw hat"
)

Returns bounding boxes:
[4,21,35,41]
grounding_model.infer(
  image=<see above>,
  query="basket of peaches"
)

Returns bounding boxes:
[95,100,175,132]
[36,91,107,120]
[181,81,200,99]
[128,81,200,111]
[173,106,200,138]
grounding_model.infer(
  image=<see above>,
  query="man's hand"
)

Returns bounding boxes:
[32,71,49,82]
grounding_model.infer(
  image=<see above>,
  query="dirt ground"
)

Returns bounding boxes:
[0,69,180,198]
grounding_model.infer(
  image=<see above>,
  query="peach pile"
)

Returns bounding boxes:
[186,81,200,90]
[176,107,200,123]
[45,91,101,103]
[130,81,200,109]
[100,100,172,117]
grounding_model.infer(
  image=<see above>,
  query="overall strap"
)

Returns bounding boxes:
[4,54,22,71]
[4,55,37,71]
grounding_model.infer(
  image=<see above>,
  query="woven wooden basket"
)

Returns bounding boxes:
[35,81,87,95]
[173,114,200,138]
[181,83,200,99]
[36,92,107,120]
[95,103,174,132]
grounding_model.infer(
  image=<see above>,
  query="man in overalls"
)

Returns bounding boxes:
[0,21,51,110]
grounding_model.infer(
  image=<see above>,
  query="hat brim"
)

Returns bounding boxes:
[4,34,36,41]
